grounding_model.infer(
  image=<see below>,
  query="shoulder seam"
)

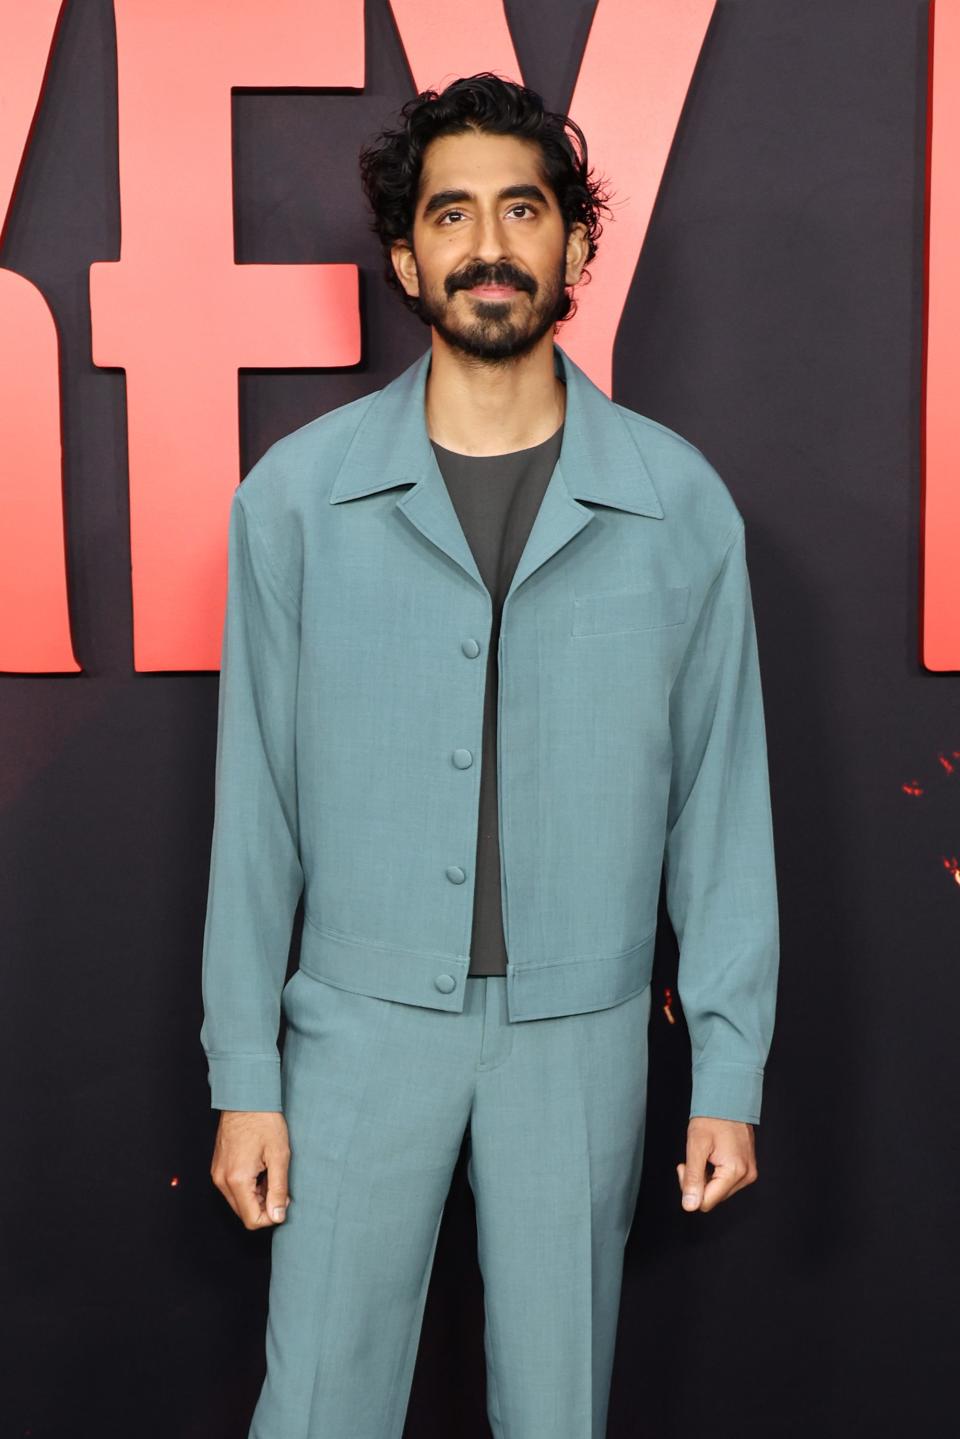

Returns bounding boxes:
[615,405,707,460]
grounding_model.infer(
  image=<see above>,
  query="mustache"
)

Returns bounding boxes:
[449,267,535,294]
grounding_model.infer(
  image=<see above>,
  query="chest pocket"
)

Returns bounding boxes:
[571,584,690,638]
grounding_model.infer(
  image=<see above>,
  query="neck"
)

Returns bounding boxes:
[424,334,566,457]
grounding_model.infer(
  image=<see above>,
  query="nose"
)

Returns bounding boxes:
[471,211,514,268]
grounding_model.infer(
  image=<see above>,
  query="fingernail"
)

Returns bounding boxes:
[272,1206,286,1221]
[682,1193,699,1210]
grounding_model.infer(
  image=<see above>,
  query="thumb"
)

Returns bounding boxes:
[678,1139,709,1211]
[263,1137,291,1225]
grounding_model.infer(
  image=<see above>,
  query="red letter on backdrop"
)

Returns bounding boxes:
[923,0,960,671]
[90,0,363,670]
[0,0,79,673]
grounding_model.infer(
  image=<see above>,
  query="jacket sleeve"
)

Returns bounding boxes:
[199,488,304,1112]
[663,518,780,1125]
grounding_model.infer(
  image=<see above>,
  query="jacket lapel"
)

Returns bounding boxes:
[328,342,664,599]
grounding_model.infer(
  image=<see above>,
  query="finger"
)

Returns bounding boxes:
[211,1169,242,1221]
[699,1158,753,1212]
[721,1162,758,1202]
[211,1142,243,1221]
[228,1160,271,1229]
[263,1137,292,1225]
[210,1119,247,1221]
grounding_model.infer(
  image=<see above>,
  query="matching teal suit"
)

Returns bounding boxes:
[200,342,780,1436]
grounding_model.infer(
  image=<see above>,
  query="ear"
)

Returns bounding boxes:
[391,239,419,298]
[565,222,590,286]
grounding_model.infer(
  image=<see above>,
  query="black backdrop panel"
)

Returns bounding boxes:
[1,2,953,1436]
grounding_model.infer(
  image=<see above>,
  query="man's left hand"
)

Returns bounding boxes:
[676,1116,758,1212]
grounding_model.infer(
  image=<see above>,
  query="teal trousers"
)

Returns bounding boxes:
[248,967,652,1439]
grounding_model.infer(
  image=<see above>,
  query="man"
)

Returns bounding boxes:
[200,72,780,1439]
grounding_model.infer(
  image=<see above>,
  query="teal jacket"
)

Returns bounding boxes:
[200,343,780,1124]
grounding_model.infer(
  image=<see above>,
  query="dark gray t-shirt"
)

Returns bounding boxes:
[431,421,564,976]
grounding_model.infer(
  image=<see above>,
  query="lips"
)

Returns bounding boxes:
[468,284,517,297]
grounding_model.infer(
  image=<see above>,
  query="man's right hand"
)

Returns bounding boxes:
[210,1110,292,1229]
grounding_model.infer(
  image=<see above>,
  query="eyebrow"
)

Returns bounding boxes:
[421,184,551,218]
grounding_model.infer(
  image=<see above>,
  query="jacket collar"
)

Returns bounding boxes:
[328,341,664,599]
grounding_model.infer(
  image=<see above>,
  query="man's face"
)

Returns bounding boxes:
[393,129,587,363]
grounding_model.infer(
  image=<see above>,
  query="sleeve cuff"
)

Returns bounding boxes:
[206,1054,283,1112]
[689,1062,764,1125]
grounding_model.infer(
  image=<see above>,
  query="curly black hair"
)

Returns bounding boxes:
[358,72,616,325]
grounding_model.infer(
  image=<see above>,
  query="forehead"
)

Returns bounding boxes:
[417,130,549,200]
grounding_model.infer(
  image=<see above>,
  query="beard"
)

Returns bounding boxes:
[411,253,569,365]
